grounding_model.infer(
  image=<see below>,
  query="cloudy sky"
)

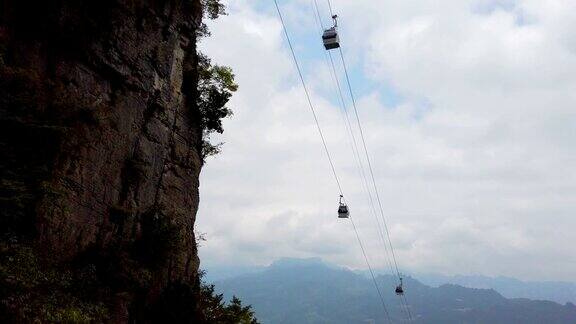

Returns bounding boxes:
[196,0,576,282]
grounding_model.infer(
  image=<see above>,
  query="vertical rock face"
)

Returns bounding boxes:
[1,0,205,321]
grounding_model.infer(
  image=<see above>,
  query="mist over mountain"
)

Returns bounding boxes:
[415,273,576,305]
[203,264,266,283]
[348,270,576,306]
[213,258,576,324]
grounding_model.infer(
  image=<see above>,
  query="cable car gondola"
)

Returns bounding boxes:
[322,15,340,50]
[395,277,404,295]
[338,195,349,218]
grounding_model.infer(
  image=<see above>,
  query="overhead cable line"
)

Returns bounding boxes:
[311,2,404,322]
[273,1,392,322]
[313,3,411,322]
[337,31,415,324]
[337,45,402,280]
[273,0,343,196]
[312,0,397,295]
[349,212,393,323]
[326,0,335,17]
[337,46,414,322]
[323,1,414,320]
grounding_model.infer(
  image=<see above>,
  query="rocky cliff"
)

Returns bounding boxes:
[0,0,208,322]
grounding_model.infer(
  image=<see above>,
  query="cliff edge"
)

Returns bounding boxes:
[0,0,208,321]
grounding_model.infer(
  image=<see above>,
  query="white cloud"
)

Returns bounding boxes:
[196,0,576,281]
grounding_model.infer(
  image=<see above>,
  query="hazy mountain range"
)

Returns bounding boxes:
[415,273,576,305]
[205,260,576,305]
[211,258,576,323]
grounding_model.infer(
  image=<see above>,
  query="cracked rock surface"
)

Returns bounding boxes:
[1,0,205,321]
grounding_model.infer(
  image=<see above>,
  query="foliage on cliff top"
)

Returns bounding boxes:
[198,0,227,37]
[199,277,260,324]
[197,0,238,160]
[202,0,226,20]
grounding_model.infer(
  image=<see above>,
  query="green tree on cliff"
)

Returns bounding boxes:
[199,282,259,324]
[198,53,238,159]
[195,1,256,322]
[198,0,238,160]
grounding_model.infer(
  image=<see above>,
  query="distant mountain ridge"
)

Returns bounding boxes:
[415,273,576,305]
[214,258,576,324]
